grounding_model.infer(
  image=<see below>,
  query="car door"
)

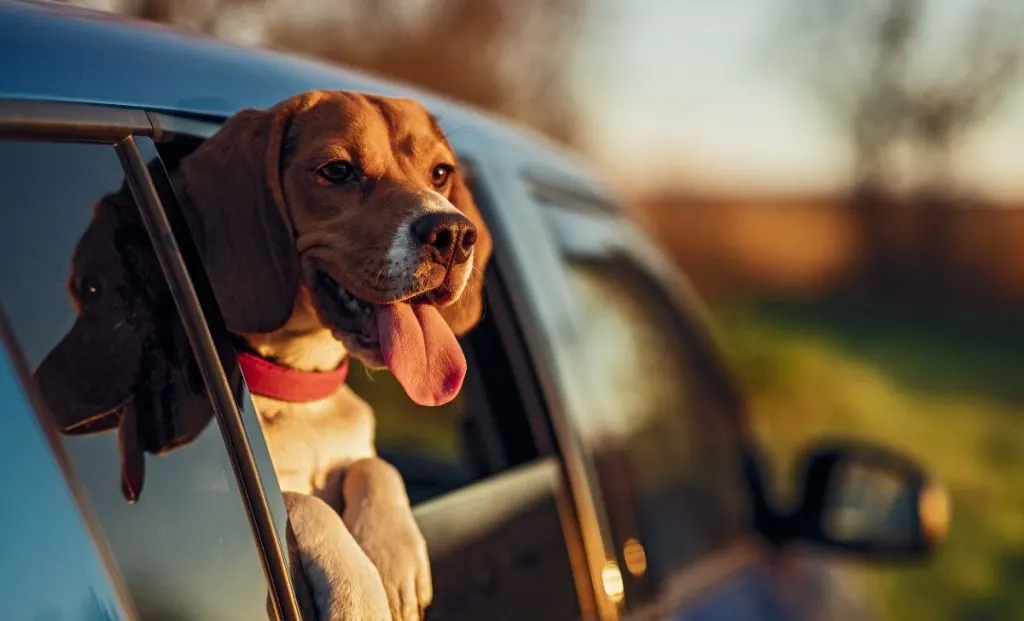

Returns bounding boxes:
[0,101,301,620]
[530,174,814,620]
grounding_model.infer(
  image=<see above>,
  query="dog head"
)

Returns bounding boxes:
[178,90,493,406]
[34,189,213,503]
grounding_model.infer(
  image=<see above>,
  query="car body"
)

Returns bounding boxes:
[0,2,941,620]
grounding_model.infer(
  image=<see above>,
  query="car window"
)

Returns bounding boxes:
[152,132,583,618]
[344,163,530,501]
[563,252,752,603]
[327,165,583,620]
[159,134,536,504]
[0,139,273,620]
[0,332,133,621]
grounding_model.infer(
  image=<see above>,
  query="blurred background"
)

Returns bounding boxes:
[65,0,1024,619]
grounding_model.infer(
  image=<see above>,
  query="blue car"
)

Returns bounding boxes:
[0,2,946,620]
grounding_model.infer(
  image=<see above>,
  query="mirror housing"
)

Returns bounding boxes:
[788,439,949,561]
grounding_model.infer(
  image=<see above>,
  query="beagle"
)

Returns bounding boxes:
[35,91,492,621]
[174,90,493,620]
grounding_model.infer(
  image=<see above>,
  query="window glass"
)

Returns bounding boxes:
[0,338,131,621]
[565,257,751,592]
[0,140,271,620]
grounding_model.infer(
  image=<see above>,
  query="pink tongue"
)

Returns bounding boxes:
[377,303,467,406]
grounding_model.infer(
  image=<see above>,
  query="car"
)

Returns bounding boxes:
[0,1,948,620]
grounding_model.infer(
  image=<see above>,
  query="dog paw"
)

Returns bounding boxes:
[282,491,391,621]
[350,505,432,621]
[343,460,433,621]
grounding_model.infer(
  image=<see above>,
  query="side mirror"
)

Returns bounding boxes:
[789,439,949,561]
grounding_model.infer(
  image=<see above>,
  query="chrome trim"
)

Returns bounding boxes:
[526,170,621,216]
[116,136,302,621]
[147,110,221,141]
[0,99,151,140]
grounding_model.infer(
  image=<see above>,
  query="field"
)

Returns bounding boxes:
[712,301,1024,621]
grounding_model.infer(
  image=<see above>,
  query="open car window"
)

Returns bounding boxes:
[346,163,586,620]
[153,130,586,620]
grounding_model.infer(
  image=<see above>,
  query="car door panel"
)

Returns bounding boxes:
[416,459,582,621]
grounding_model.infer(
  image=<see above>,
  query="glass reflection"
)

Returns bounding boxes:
[566,257,750,594]
[0,338,130,621]
[824,461,917,543]
[0,140,270,620]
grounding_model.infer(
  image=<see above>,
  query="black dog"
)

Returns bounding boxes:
[34,181,212,503]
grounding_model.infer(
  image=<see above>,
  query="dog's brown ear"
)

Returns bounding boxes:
[440,163,493,336]
[176,97,311,335]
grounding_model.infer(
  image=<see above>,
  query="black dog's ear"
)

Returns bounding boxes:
[439,161,493,336]
[132,310,213,458]
[112,218,214,458]
[175,95,321,335]
[426,114,493,336]
[106,227,215,504]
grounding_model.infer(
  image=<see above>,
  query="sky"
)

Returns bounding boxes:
[72,0,1024,202]
[573,0,1024,202]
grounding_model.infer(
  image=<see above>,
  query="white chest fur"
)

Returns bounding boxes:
[253,385,376,509]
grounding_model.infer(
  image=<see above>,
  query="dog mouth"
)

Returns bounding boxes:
[311,268,468,407]
[313,269,455,351]
[313,270,381,354]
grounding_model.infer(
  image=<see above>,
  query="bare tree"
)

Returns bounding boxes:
[67,0,585,147]
[777,0,1023,301]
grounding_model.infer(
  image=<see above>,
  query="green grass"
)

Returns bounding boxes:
[346,359,466,463]
[711,301,1024,621]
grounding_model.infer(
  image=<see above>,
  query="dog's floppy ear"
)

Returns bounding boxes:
[443,164,492,336]
[431,126,494,336]
[176,95,316,335]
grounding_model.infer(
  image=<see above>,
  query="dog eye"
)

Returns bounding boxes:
[318,160,356,185]
[431,163,453,187]
[79,277,103,299]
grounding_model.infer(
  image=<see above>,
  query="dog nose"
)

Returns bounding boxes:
[412,212,478,265]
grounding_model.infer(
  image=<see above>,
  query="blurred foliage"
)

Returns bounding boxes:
[68,0,585,147]
[779,0,1023,192]
[774,0,1024,302]
[346,357,465,462]
[714,301,1024,621]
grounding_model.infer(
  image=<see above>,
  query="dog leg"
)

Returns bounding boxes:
[342,458,432,621]
[282,491,391,620]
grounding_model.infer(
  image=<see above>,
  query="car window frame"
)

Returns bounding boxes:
[0,99,303,621]
[532,185,779,616]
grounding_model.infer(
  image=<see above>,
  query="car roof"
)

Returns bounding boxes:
[0,0,615,203]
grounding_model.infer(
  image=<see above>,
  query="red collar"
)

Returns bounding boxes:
[236,351,349,403]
